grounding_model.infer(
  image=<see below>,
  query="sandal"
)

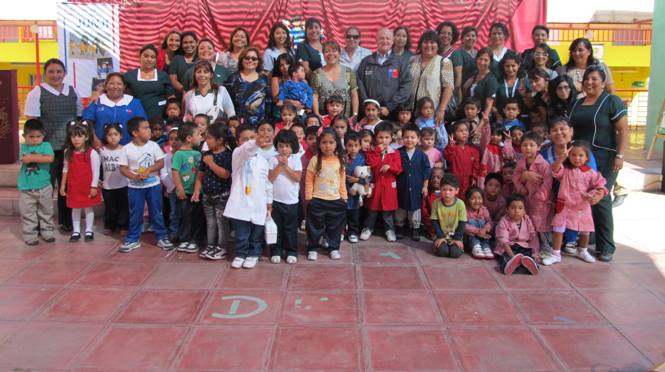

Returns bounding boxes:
[69,233,81,242]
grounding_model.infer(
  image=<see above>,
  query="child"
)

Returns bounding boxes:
[396,104,413,126]
[223,124,273,269]
[501,161,517,198]
[526,68,551,120]
[100,123,129,234]
[257,121,278,162]
[172,122,203,252]
[512,131,553,255]
[275,103,298,133]
[360,99,382,132]
[483,172,506,224]
[60,121,102,242]
[332,116,349,146]
[150,119,167,146]
[502,126,524,163]
[321,95,345,128]
[305,114,322,128]
[291,123,306,152]
[227,115,241,137]
[500,98,526,131]
[462,98,482,146]
[360,122,403,242]
[359,129,373,152]
[480,126,503,184]
[430,174,467,258]
[18,119,55,245]
[396,125,431,241]
[299,126,319,230]
[344,131,367,243]
[420,127,443,168]
[305,128,348,260]
[414,96,448,151]
[495,194,540,275]
[278,62,313,115]
[464,187,493,259]
[444,120,481,199]
[162,120,181,154]
[118,117,174,252]
[268,130,302,263]
[421,167,444,240]
[162,127,180,241]
[543,142,607,265]
[192,123,233,260]
[165,98,182,120]
[391,123,403,150]
[193,114,211,145]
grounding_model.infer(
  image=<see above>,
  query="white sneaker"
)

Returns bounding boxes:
[329,250,341,260]
[563,242,578,255]
[359,228,372,241]
[577,248,597,263]
[243,256,259,269]
[177,241,189,251]
[231,257,245,269]
[542,252,562,266]
[482,247,494,259]
[385,230,396,242]
[340,234,344,242]
[270,255,281,264]
[471,245,484,258]
[348,234,358,243]
[300,220,306,230]
[307,251,318,261]
[286,255,298,264]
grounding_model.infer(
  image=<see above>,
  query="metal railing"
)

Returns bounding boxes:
[615,89,649,128]
[0,21,57,43]
[547,23,652,46]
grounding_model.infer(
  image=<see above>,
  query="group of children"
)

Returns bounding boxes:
[18,91,608,275]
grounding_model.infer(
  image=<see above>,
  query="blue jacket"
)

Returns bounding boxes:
[415,117,448,152]
[345,152,366,210]
[397,147,431,211]
[83,94,147,145]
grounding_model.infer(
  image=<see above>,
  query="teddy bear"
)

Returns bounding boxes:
[349,165,371,203]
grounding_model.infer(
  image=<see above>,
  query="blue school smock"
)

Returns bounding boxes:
[397,147,431,211]
[83,94,147,145]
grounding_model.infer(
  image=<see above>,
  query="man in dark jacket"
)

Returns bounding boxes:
[357,28,412,118]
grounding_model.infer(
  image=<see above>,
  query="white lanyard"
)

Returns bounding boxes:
[504,78,519,98]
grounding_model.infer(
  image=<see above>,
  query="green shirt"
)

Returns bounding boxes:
[172,149,201,194]
[123,69,174,120]
[169,54,197,97]
[18,142,54,191]
[569,91,627,151]
[469,73,499,111]
[430,198,467,237]
[450,48,477,86]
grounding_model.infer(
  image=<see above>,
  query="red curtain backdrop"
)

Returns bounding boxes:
[71,0,546,71]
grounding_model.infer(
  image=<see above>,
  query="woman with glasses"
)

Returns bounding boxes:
[521,25,562,71]
[340,27,371,71]
[436,21,458,59]
[224,47,271,125]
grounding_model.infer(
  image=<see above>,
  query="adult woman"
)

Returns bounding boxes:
[83,73,147,146]
[24,58,83,232]
[217,27,249,75]
[124,44,175,120]
[521,25,562,71]
[462,48,498,123]
[270,53,295,118]
[487,22,518,79]
[494,53,527,118]
[524,43,558,80]
[263,23,294,76]
[224,46,271,125]
[408,30,454,124]
[168,31,198,97]
[436,21,458,59]
[569,66,628,262]
[450,26,478,103]
[182,39,230,91]
[157,30,181,72]
[340,27,371,71]
[559,38,615,94]
[183,60,235,122]
[392,26,413,59]
[547,74,578,119]
[295,18,324,75]
[311,40,359,119]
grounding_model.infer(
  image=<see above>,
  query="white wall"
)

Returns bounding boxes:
[548,0,654,22]
[0,0,58,20]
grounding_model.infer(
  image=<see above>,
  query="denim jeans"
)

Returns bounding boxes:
[202,194,229,248]
[467,235,491,250]
[232,219,264,258]
[167,191,179,238]
[127,185,167,243]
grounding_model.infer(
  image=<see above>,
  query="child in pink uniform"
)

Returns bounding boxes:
[512,132,553,256]
[483,173,506,225]
[420,127,443,168]
[464,187,493,259]
[543,142,607,265]
[495,194,540,275]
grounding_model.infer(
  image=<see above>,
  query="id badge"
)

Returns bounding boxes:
[245,185,252,195]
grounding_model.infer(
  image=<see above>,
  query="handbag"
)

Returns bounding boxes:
[265,216,278,244]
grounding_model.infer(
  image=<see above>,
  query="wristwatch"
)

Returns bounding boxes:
[615,154,624,159]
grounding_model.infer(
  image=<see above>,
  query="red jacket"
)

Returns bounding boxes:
[444,142,481,198]
[364,146,403,211]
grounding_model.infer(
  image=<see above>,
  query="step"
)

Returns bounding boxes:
[618,158,663,192]
[0,163,20,188]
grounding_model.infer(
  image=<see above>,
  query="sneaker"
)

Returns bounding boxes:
[386,230,397,242]
[340,234,344,242]
[329,250,341,260]
[286,255,298,264]
[156,238,174,251]
[177,241,190,251]
[542,252,562,266]
[521,255,540,275]
[482,247,494,259]
[471,245,484,259]
[204,246,227,260]
[231,257,245,269]
[69,233,81,243]
[359,228,372,241]
[348,234,358,243]
[243,256,259,269]
[84,232,94,242]
[598,252,613,262]
[178,242,198,253]
[307,251,318,261]
[577,248,597,263]
[563,241,578,255]
[200,245,214,258]
[25,240,39,246]
[503,253,524,275]
[42,236,56,243]
[119,241,140,253]
[411,227,421,241]
[270,255,281,264]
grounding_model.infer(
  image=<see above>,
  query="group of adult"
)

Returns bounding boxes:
[23,18,627,261]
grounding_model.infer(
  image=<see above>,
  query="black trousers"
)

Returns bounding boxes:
[435,241,464,258]
[306,198,346,252]
[271,201,299,257]
[176,196,202,243]
[346,208,360,236]
[591,149,617,255]
[102,187,129,231]
[498,245,535,274]
[50,150,71,228]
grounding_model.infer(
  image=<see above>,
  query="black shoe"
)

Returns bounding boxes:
[598,253,613,262]
[42,236,56,243]
[395,227,404,240]
[612,194,627,208]
[69,233,81,242]
[25,240,39,246]
[411,227,421,241]
[59,225,73,234]
[84,232,94,242]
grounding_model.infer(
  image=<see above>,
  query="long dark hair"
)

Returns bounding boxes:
[565,38,598,69]
[268,22,292,51]
[102,122,123,145]
[207,122,236,149]
[548,75,578,118]
[272,53,295,78]
[393,26,411,52]
[315,128,345,175]
[228,27,250,52]
[64,120,94,161]
[160,30,181,52]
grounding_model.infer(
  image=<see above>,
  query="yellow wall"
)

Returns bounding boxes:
[0,40,58,64]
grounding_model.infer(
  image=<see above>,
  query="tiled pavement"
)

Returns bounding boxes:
[0,192,664,371]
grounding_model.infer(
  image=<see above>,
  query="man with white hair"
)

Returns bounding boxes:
[356,28,412,118]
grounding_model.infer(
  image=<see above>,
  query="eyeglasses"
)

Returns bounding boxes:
[556,85,571,91]
[345,34,360,40]
[243,56,259,62]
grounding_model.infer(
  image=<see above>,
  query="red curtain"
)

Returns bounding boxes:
[72,0,546,71]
